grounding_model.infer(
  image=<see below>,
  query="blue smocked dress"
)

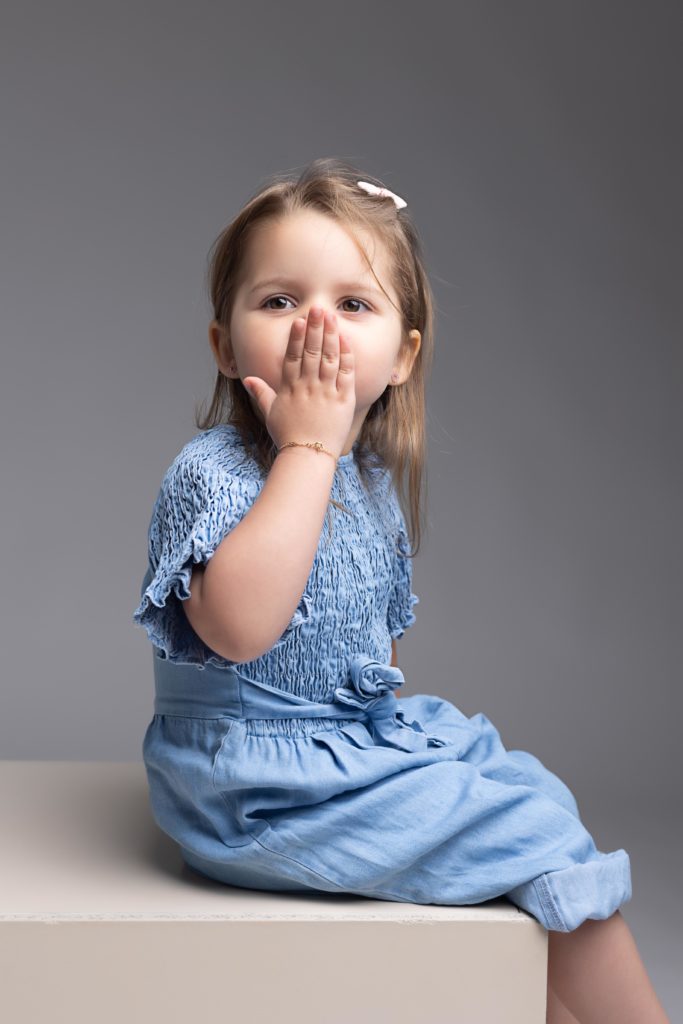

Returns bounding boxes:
[133,424,632,932]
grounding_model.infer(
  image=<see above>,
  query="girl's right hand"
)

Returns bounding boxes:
[242,306,356,460]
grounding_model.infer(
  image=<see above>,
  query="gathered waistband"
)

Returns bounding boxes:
[151,650,448,754]
[153,653,365,721]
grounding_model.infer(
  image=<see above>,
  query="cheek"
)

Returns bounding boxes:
[233,324,283,372]
[234,313,280,348]
[345,321,401,365]
[352,345,395,378]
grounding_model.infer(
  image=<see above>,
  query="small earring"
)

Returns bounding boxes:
[390,372,399,383]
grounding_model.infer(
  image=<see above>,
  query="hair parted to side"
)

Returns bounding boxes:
[195,156,435,556]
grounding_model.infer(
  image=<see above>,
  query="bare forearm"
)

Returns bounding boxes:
[193,447,337,662]
[391,638,401,697]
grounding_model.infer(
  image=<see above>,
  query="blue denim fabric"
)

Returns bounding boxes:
[143,651,632,932]
[136,426,631,932]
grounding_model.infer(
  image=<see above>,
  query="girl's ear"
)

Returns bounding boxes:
[392,330,422,385]
[408,329,422,355]
[208,320,236,377]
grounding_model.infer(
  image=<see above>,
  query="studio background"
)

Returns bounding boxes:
[1,2,679,1014]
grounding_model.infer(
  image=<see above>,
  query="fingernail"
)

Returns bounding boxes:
[310,306,322,319]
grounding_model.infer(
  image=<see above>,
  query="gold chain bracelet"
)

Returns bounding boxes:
[278,440,337,463]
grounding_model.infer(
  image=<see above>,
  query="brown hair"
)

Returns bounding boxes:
[195,156,434,556]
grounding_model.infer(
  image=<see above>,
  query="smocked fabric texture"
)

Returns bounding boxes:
[134,425,632,932]
[133,424,419,703]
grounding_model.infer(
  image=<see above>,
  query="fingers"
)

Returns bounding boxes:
[281,315,308,386]
[336,330,354,395]
[300,305,326,377]
[318,310,340,382]
[281,305,352,391]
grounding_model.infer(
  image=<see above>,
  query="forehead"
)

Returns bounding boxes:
[241,209,397,296]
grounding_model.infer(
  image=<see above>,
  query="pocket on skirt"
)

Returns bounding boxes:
[210,717,243,788]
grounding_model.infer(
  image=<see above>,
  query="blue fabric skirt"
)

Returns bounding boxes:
[142,652,632,932]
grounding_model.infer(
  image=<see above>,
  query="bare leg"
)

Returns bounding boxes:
[546,983,581,1023]
[547,909,669,1024]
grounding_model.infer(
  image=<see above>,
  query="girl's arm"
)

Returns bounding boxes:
[391,638,402,697]
[183,447,338,664]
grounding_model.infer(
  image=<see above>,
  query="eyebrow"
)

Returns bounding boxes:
[249,277,384,298]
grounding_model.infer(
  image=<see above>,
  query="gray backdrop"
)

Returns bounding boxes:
[1,2,680,1014]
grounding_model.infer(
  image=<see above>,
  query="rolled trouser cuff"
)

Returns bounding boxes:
[506,848,632,932]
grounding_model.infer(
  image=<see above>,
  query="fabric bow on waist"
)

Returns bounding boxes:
[333,654,449,753]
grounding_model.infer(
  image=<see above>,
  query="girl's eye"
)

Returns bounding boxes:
[261,295,372,313]
[262,295,293,311]
[340,297,371,313]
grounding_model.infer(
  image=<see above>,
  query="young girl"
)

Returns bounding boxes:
[133,158,668,1023]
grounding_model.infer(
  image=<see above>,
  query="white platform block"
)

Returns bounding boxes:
[0,761,548,1023]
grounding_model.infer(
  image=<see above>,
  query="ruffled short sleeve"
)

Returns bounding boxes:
[132,429,262,669]
[385,479,420,641]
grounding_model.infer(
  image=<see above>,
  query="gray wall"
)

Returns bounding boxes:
[3,2,681,1012]
[2,5,679,797]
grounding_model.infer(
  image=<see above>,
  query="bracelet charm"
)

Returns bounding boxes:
[278,440,337,462]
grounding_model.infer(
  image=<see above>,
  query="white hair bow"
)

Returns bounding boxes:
[356,180,407,210]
